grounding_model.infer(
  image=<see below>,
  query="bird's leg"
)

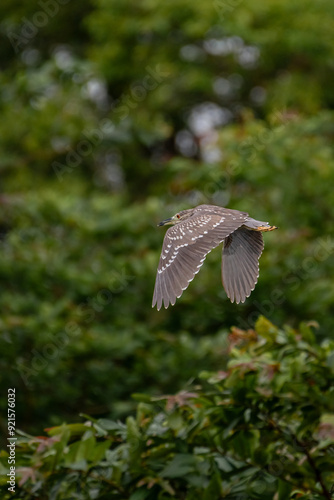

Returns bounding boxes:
[254,225,278,232]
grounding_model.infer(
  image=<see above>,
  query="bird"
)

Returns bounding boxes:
[152,204,277,310]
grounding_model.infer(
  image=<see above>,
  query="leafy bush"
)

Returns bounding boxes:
[1,1,334,495]
[1,318,334,499]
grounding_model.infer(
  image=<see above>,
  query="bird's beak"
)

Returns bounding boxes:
[158,217,173,226]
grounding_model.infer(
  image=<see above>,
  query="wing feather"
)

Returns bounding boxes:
[222,227,264,304]
[153,208,248,310]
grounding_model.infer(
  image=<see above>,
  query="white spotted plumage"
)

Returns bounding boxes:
[152,204,276,310]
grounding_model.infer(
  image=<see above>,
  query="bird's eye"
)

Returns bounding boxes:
[176,214,180,219]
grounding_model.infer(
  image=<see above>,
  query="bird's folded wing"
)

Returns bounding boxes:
[153,210,248,310]
[222,227,264,304]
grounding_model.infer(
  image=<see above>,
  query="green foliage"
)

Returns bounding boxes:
[0,0,334,496]
[1,319,334,499]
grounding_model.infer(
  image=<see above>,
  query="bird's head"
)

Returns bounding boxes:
[158,209,194,226]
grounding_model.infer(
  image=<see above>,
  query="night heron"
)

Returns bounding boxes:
[152,204,277,310]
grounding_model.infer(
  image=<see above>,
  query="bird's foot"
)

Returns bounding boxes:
[255,225,278,232]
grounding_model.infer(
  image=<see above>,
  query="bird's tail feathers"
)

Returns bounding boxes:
[245,218,278,232]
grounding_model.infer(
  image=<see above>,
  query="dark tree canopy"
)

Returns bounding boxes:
[0,1,334,498]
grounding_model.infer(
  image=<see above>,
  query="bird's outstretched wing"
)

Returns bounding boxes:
[152,209,248,310]
[222,227,264,304]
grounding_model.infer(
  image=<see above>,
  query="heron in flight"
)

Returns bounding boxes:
[152,204,277,310]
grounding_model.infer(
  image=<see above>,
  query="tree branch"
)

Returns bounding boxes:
[268,418,331,500]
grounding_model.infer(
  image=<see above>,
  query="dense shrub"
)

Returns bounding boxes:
[0,1,334,496]
[1,318,334,499]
